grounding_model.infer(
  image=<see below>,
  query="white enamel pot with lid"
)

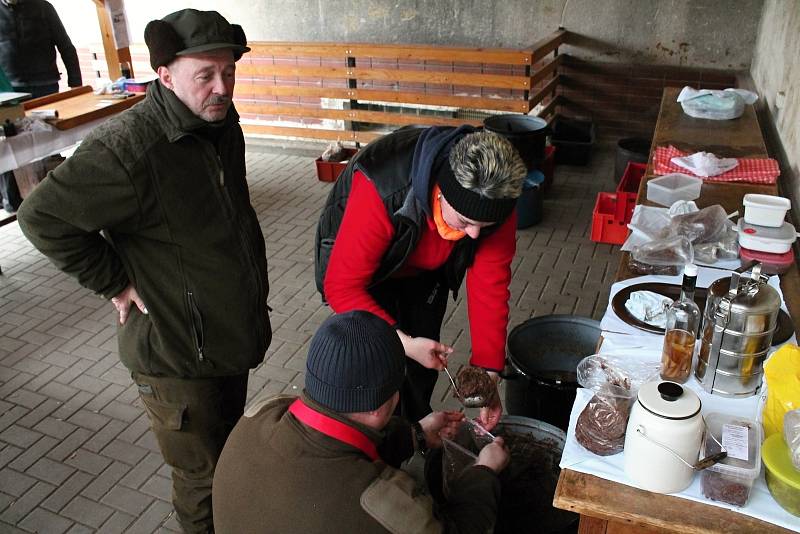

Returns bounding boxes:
[624,381,704,494]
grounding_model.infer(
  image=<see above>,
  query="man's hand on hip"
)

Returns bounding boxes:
[111,284,148,325]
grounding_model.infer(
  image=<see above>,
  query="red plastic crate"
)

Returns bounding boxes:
[591,192,629,245]
[541,146,556,192]
[615,162,646,222]
[315,148,358,182]
[617,162,645,194]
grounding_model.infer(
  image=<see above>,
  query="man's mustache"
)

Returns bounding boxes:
[205,95,231,107]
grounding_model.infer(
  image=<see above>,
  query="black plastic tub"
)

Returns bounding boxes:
[614,136,651,183]
[503,315,601,431]
[551,116,595,166]
[484,114,549,170]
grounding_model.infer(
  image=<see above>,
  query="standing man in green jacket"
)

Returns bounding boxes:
[17,9,271,534]
[213,311,508,534]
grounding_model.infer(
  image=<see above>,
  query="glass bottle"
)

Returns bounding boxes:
[660,263,701,383]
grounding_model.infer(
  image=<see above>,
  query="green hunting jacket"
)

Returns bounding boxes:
[18,81,271,378]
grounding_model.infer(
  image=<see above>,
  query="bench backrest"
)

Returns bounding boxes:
[234,30,565,144]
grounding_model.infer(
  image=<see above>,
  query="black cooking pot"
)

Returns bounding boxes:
[483,114,550,170]
[503,315,601,432]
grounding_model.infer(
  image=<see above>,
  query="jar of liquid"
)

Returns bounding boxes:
[660,264,700,383]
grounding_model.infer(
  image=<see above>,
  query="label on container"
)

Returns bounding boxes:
[721,424,749,461]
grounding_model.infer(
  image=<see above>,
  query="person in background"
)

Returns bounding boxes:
[315,126,526,429]
[213,310,509,534]
[0,0,82,212]
[17,9,271,533]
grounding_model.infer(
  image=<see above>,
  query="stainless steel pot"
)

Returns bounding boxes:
[695,264,781,397]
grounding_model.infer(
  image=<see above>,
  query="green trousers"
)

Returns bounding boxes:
[133,372,248,534]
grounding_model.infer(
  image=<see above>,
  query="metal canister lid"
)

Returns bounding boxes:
[730,280,781,316]
[637,381,701,420]
[707,275,781,316]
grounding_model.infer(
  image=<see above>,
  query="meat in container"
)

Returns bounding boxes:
[700,412,761,507]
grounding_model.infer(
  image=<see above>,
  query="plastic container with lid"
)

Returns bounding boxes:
[743,194,791,228]
[700,412,761,507]
[762,433,800,517]
[740,246,795,275]
[647,173,702,207]
[736,219,799,254]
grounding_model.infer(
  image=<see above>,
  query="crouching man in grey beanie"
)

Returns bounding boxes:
[213,310,509,533]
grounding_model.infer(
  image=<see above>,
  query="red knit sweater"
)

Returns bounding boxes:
[324,170,516,371]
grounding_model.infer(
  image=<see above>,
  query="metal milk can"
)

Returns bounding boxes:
[695,264,781,397]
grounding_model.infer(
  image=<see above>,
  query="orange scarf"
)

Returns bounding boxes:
[432,184,466,241]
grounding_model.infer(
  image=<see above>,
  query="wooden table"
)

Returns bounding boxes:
[553,86,798,534]
[24,85,143,130]
[0,86,144,235]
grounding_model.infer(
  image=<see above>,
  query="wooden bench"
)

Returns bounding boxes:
[233,30,567,145]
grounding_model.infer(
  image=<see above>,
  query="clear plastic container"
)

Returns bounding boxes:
[743,194,790,228]
[700,412,761,507]
[647,174,702,207]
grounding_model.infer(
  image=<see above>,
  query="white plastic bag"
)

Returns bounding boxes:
[321,141,349,162]
[631,235,694,267]
[783,409,800,471]
[574,354,660,456]
[677,86,756,120]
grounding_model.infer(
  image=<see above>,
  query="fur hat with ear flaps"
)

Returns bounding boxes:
[144,9,250,71]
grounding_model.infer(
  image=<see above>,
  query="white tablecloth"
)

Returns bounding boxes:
[560,269,799,532]
[0,117,107,174]
[600,266,792,339]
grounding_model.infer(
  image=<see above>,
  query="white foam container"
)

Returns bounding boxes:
[743,194,791,227]
[647,173,702,207]
[736,218,799,254]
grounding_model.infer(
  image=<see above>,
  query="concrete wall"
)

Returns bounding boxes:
[53,0,762,69]
[750,0,800,219]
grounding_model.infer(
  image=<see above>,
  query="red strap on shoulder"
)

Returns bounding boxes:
[288,399,379,462]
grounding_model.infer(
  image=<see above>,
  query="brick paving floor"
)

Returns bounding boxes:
[0,141,621,532]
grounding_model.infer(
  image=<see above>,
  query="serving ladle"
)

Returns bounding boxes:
[442,366,488,408]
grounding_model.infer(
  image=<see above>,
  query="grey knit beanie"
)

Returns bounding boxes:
[305,311,405,413]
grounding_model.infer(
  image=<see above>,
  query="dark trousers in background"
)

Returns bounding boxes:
[371,269,450,422]
[133,372,249,534]
[1,83,60,212]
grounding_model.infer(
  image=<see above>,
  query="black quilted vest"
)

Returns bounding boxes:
[314,127,490,301]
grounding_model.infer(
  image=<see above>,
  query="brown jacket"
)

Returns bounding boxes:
[212,394,500,534]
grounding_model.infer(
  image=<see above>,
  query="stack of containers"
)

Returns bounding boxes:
[737,194,798,274]
[590,162,645,245]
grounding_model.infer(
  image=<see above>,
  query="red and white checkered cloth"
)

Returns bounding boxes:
[653,145,780,184]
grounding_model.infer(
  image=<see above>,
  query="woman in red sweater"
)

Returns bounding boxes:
[318,126,526,429]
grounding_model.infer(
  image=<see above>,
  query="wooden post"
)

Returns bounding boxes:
[93,0,133,80]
